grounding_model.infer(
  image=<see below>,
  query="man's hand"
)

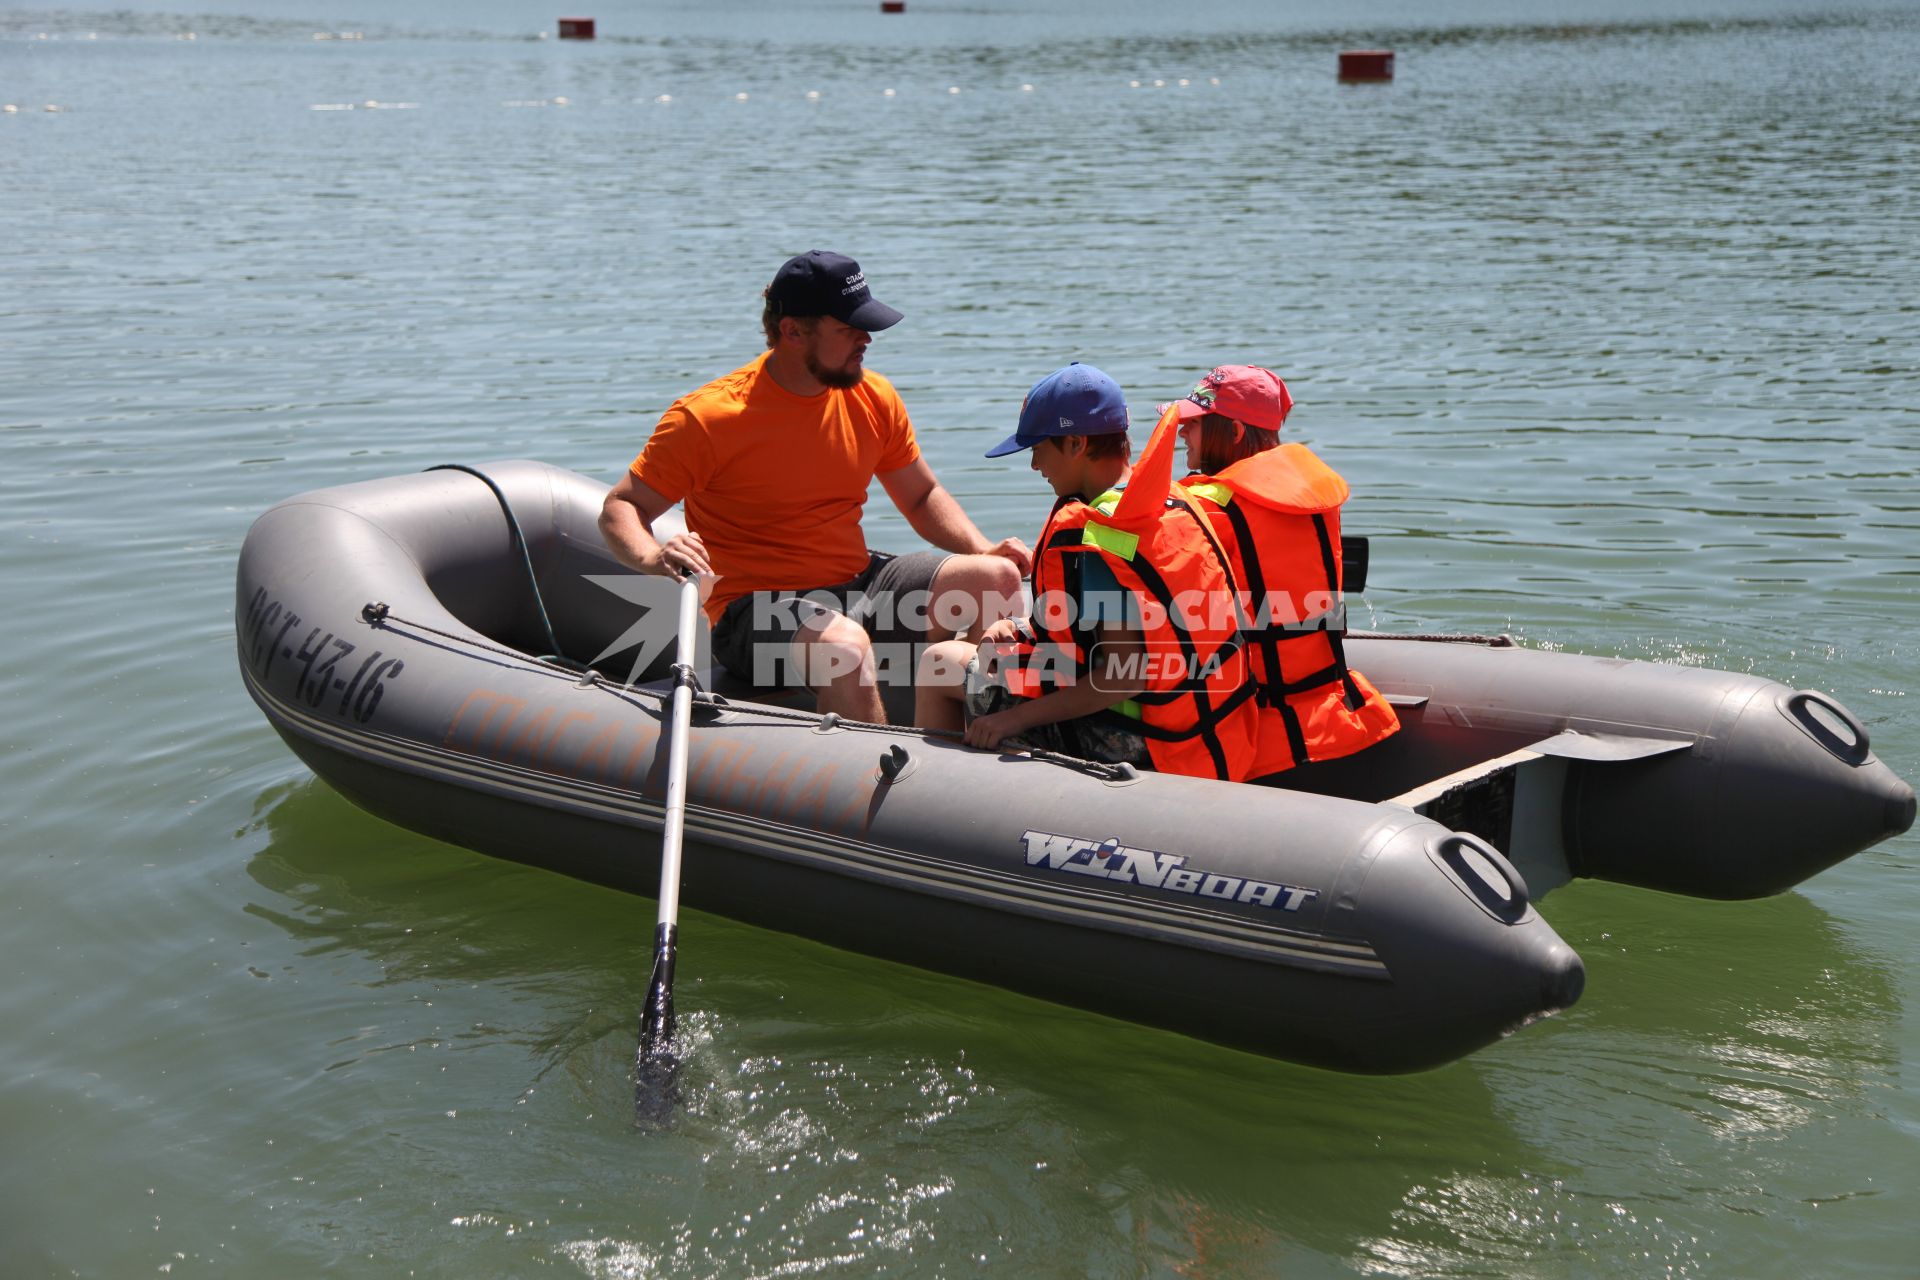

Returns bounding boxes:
[649,532,711,578]
[984,536,1032,576]
[600,472,711,580]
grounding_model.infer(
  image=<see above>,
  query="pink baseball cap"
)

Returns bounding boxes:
[1161,365,1294,432]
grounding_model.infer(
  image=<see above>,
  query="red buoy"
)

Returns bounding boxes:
[881,1,906,12]
[557,17,596,39]
[1338,49,1393,82]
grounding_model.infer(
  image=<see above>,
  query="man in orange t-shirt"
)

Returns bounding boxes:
[600,250,1030,723]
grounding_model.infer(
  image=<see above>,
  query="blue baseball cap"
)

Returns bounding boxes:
[984,363,1131,458]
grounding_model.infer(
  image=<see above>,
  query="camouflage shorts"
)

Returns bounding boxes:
[963,652,1153,768]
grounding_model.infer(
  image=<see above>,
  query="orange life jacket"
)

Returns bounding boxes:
[1181,445,1400,776]
[1019,487,1263,782]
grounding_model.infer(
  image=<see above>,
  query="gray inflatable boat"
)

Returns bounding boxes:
[234,461,1913,1073]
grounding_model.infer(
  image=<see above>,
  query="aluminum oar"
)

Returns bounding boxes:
[635,570,702,1124]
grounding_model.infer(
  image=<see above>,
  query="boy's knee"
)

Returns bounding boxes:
[918,639,974,685]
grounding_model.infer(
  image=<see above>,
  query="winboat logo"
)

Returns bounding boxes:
[1021,830,1318,911]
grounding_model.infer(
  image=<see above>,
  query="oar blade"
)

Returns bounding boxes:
[633,922,680,1125]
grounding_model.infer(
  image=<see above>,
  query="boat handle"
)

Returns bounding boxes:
[1782,690,1871,766]
[1429,833,1531,923]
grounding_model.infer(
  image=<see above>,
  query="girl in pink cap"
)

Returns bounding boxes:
[1169,365,1401,778]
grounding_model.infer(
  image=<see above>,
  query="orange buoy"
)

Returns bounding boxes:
[557,17,596,39]
[1338,49,1393,82]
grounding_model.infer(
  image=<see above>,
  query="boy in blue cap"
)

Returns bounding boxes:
[914,363,1153,764]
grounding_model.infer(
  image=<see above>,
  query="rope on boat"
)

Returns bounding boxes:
[358,602,1139,782]
[423,463,586,671]
[1348,630,1517,647]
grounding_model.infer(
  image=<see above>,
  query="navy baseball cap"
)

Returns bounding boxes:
[766,250,903,331]
[984,363,1131,458]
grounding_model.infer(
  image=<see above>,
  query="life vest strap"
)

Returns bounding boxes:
[1259,659,1356,698]
[1091,680,1260,743]
[1327,628,1367,711]
[1241,607,1348,640]
[1276,698,1309,769]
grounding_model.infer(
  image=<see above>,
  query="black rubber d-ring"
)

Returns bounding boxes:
[1431,833,1531,923]
[1783,690,1871,766]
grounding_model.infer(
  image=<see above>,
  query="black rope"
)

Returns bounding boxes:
[424,464,583,670]
[364,603,594,678]
[359,604,1137,782]
[1348,630,1518,647]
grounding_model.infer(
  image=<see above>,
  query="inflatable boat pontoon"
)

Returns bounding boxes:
[235,462,1914,1073]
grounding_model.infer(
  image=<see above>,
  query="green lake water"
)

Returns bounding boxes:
[3,0,1917,1274]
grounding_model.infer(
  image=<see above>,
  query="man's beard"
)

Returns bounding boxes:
[806,349,865,390]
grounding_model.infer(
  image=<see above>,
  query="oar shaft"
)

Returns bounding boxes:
[653,574,703,927]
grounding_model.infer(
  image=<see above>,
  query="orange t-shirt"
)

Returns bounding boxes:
[630,352,921,620]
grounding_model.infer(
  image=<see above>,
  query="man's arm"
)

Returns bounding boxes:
[599,470,711,577]
[877,458,1031,573]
